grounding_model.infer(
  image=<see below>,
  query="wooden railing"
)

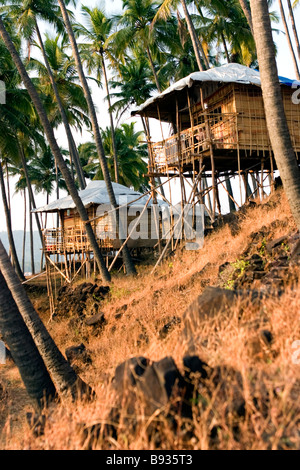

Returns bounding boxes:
[151,112,238,171]
[43,227,114,254]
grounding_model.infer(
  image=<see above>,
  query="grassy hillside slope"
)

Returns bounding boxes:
[0,188,299,450]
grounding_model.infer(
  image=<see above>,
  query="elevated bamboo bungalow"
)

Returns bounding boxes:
[36,181,166,255]
[132,63,300,183]
[34,181,166,307]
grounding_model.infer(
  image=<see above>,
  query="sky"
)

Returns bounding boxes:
[1,0,300,231]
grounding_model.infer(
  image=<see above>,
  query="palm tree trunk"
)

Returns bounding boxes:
[57,0,136,276]
[101,53,119,183]
[250,0,300,229]
[242,172,252,201]
[250,172,259,198]
[0,157,24,281]
[180,0,209,71]
[0,268,56,405]
[278,0,300,80]
[22,189,26,273]
[18,143,43,249]
[0,239,91,399]
[0,16,111,282]
[221,33,231,63]
[225,175,236,212]
[146,45,162,93]
[203,176,213,215]
[29,199,35,275]
[239,0,254,36]
[5,160,11,211]
[35,20,86,190]
[286,0,300,63]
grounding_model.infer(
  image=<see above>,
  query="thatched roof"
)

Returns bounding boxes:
[131,63,295,121]
[34,181,165,213]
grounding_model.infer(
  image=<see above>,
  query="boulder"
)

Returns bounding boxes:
[137,357,186,414]
[158,316,181,340]
[65,343,92,365]
[85,312,106,328]
[266,236,289,254]
[80,355,250,448]
[182,287,238,344]
[113,356,149,395]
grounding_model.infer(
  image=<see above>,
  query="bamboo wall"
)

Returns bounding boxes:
[224,84,300,155]
[191,83,300,156]
[44,205,161,253]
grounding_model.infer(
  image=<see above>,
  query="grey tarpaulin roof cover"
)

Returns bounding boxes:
[35,181,166,213]
[131,63,296,116]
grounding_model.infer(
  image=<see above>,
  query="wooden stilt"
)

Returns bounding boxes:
[225,175,236,212]
[250,172,259,198]
[270,155,275,193]
[200,88,217,220]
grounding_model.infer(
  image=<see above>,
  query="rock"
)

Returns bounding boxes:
[218,262,230,274]
[65,343,92,365]
[113,356,150,395]
[209,365,245,419]
[158,316,181,340]
[55,284,110,317]
[26,412,46,437]
[182,287,239,343]
[182,287,267,352]
[93,285,110,298]
[260,329,273,346]
[266,236,289,254]
[138,357,186,413]
[245,330,274,361]
[291,238,300,260]
[113,356,189,420]
[82,355,250,448]
[183,356,211,381]
[85,312,106,328]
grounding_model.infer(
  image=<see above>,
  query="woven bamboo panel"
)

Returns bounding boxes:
[234,84,300,154]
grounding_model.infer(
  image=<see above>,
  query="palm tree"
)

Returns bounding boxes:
[286,0,300,64]
[150,13,199,84]
[0,14,112,282]
[249,0,300,228]
[151,0,209,71]
[109,54,157,120]
[2,0,87,189]
[0,155,24,280]
[57,0,137,276]
[238,0,254,35]
[278,0,300,80]
[0,238,90,399]
[0,267,56,405]
[113,0,166,92]
[198,0,256,66]
[29,145,68,203]
[28,34,89,189]
[0,32,31,281]
[79,123,150,192]
[76,6,120,184]
[102,124,150,192]
[10,153,37,274]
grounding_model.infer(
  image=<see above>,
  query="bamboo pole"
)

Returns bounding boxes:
[108,195,152,272]
[151,171,203,274]
[200,88,216,220]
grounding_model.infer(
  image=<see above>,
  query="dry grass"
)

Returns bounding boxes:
[0,189,300,450]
